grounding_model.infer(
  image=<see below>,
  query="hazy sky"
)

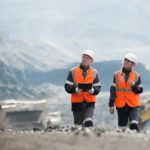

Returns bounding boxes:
[0,0,150,69]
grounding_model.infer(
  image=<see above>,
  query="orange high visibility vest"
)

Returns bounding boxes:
[115,70,140,108]
[71,66,96,103]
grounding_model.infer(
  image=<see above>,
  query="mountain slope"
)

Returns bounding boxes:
[0,33,68,100]
[0,33,149,100]
[48,61,150,91]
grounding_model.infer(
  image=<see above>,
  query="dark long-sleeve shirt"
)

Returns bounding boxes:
[109,68,143,107]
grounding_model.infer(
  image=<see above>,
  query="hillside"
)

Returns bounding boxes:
[0,58,149,100]
[0,33,149,100]
[48,61,150,91]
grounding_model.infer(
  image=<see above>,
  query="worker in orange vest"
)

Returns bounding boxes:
[65,50,101,128]
[109,53,143,132]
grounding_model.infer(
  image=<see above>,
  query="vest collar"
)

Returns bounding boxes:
[80,63,90,71]
[121,67,132,75]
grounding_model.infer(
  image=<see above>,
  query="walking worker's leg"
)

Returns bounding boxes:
[129,107,139,131]
[82,106,94,127]
[117,107,129,129]
[73,111,84,125]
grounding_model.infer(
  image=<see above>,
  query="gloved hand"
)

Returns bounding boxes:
[75,87,82,93]
[128,80,135,87]
[87,87,94,94]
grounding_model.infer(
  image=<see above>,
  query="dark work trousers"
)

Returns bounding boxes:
[116,105,139,127]
[72,101,94,125]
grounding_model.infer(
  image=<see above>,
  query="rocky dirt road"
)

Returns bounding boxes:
[0,128,150,150]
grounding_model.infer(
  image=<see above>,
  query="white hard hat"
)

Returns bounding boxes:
[82,50,95,60]
[124,53,137,64]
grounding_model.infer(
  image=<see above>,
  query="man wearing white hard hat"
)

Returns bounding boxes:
[109,53,143,132]
[65,50,101,128]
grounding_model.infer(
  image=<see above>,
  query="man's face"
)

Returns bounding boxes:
[123,58,134,70]
[81,54,93,67]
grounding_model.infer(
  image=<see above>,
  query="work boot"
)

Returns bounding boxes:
[129,123,140,132]
[83,120,93,127]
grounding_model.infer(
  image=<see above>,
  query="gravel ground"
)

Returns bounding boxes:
[1,127,150,150]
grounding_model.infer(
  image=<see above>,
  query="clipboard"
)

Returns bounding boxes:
[78,83,92,91]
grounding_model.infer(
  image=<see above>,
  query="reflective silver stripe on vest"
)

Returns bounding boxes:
[71,67,76,84]
[137,84,142,87]
[134,71,140,83]
[114,71,120,88]
[116,88,132,92]
[65,80,74,85]
[92,67,97,80]
[115,71,120,91]
[111,83,116,87]
[93,82,101,87]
